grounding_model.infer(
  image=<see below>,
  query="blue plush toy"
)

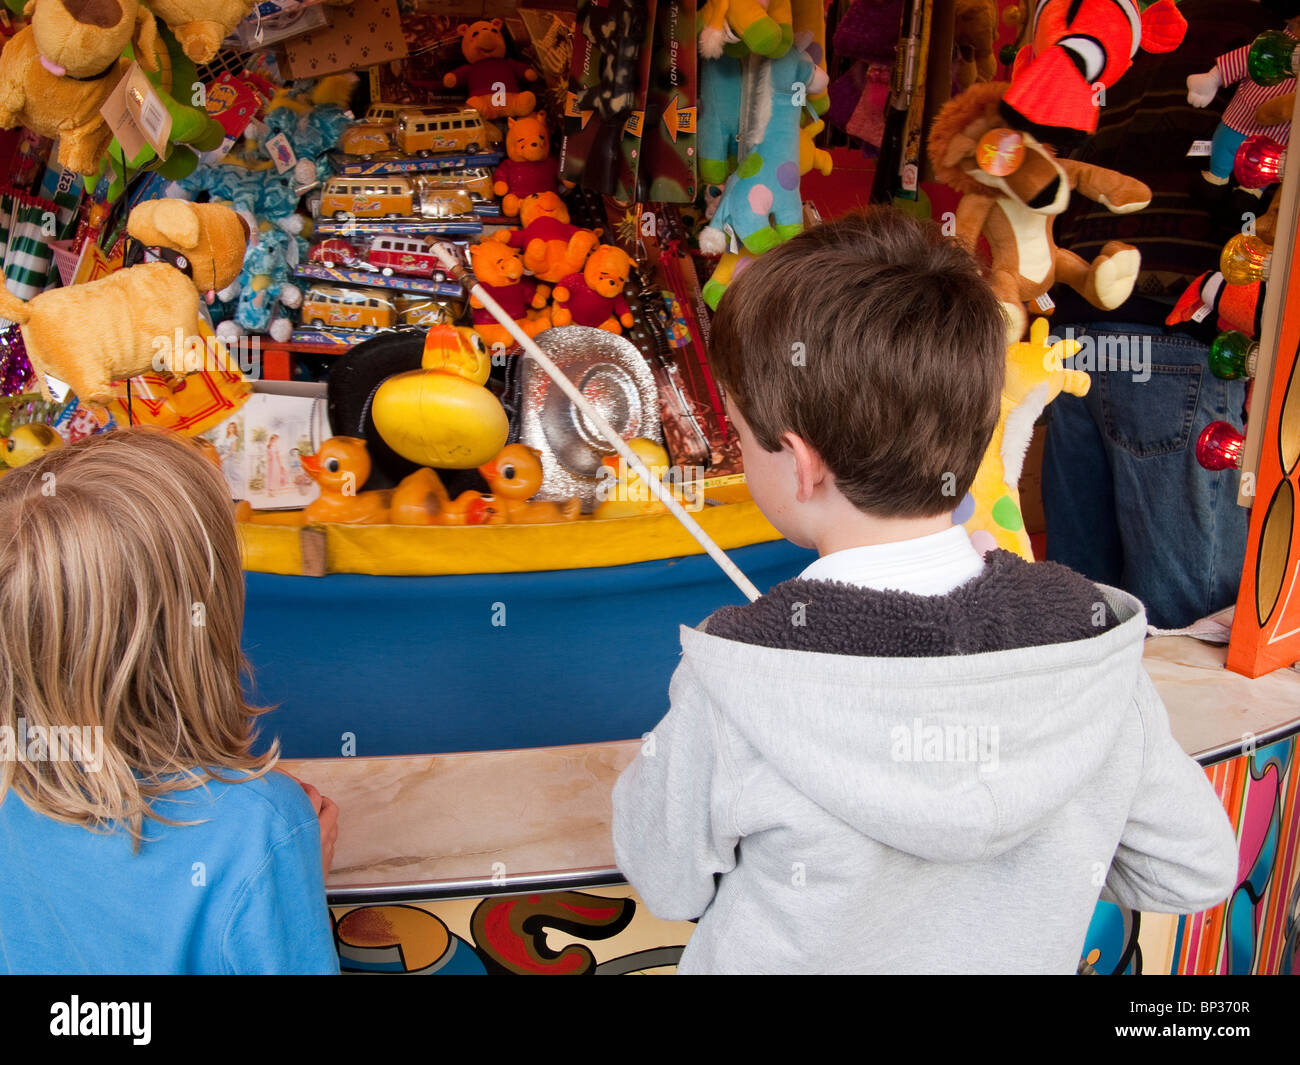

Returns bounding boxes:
[699,47,826,257]
[169,76,356,341]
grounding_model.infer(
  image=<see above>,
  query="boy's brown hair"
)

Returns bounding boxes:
[709,207,1006,516]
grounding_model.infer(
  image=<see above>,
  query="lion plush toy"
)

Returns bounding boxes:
[0,200,247,405]
[927,82,1152,342]
[468,239,552,349]
[442,18,538,119]
[0,0,160,174]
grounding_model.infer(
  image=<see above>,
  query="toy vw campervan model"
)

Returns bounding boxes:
[301,286,397,332]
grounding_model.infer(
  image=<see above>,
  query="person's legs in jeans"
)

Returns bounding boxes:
[1042,322,1249,629]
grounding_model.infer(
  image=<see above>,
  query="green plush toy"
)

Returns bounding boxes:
[99,26,224,201]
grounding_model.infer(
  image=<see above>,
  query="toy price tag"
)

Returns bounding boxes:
[1187,140,1213,158]
[1191,303,1212,322]
[99,63,172,159]
[977,128,1025,176]
[265,132,298,174]
[1034,291,1056,312]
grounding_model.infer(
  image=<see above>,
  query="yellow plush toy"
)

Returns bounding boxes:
[962,318,1089,559]
[141,0,255,64]
[0,200,247,406]
[0,0,160,174]
[127,198,250,298]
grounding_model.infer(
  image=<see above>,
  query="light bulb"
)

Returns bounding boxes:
[1234,135,1287,189]
[1208,331,1259,380]
[1196,421,1245,471]
[1220,234,1272,285]
[1247,30,1300,86]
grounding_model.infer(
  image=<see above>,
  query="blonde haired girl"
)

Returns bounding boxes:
[0,428,338,974]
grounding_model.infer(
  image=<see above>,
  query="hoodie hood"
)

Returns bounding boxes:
[680,554,1149,864]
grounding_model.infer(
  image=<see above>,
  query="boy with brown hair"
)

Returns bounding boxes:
[612,207,1238,974]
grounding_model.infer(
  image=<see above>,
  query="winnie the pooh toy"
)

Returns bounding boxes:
[494,192,600,284]
[468,239,552,349]
[443,18,539,120]
[492,112,560,217]
[551,245,635,334]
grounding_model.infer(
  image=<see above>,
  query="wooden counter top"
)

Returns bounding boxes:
[285,634,1300,898]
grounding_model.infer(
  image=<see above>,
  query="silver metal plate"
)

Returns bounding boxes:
[515,326,663,511]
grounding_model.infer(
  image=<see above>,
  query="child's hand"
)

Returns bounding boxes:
[279,769,339,879]
[299,781,339,879]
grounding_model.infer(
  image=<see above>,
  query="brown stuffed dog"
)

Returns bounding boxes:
[0,0,159,174]
[127,198,250,298]
[141,0,254,64]
[928,82,1151,342]
[0,200,247,405]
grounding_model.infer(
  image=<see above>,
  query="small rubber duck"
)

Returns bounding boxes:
[0,423,63,470]
[299,437,391,525]
[593,438,698,519]
[478,443,580,523]
[390,466,496,526]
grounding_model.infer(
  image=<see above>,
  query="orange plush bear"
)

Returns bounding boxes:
[443,18,539,120]
[492,113,560,218]
[468,239,552,349]
[552,245,635,334]
[494,192,600,284]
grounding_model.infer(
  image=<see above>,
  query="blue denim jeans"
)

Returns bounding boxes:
[1041,322,1249,629]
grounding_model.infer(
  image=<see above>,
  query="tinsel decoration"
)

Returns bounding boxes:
[0,326,33,397]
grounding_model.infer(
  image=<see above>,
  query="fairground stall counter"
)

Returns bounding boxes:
[240,514,1300,976]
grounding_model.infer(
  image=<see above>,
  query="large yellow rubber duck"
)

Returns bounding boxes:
[371,324,509,469]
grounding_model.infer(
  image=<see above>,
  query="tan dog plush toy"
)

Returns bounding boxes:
[141,0,254,64]
[927,82,1151,342]
[0,0,160,174]
[0,200,247,405]
[127,198,250,299]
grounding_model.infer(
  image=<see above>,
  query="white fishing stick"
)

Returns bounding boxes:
[431,241,761,602]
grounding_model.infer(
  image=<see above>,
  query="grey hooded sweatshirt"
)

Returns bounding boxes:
[612,551,1239,974]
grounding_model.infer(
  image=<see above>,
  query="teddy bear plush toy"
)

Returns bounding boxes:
[467,239,552,348]
[492,112,560,218]
[443,18,539,120]
[927,81,1152,342]
[0,0,161,174]
[551,245,635,333]
[493,191,600,283]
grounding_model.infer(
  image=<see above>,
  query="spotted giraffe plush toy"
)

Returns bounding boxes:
[960,318,1090,559]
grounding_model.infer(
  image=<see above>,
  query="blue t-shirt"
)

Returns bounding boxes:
[0,769,339,974]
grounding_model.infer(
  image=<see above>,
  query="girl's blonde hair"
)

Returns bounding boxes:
[0,427,276,845]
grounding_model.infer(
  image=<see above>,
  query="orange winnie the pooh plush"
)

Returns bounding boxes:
[442,18,538,119]
[492,113,560,218]
[468,239,552,349]
[551,245,635,334]
[493,192,600,284]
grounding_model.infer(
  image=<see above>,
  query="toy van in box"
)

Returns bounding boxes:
[301,286,396,332]
[366,235,447,280]
[417,167,494,202]
[396,293,466,327]
[320,176,415,220]
[309,238,371,271]
[395,108,502,157]
[339,122,393,157]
